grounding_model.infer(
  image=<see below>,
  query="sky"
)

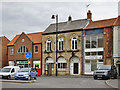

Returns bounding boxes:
[0,0,120,40]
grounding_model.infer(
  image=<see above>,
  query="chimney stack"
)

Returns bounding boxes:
[68,15,72,21]
[87,10,92,20]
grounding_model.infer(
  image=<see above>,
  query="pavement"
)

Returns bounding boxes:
[105,78,120,89]
[0,79,35,83]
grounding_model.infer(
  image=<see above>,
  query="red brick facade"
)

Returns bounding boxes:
[7,32,42,68]
[104,27,113,65]
[0,36,10,68]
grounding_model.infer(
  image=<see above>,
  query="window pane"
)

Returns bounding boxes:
[85,52,90,56]
[98,52,103,55]
[72,40,74,49]
[86,43,90,48]
[24,46,25,52]
[21,46,22,53]
[98,38,103,47]
[91,36,97,48]
[63,63,67,68]
[91,60,97,71]
[91,52,96,55]
[75,40,77,49]
[26,48,28,52]
[35,46,38,52]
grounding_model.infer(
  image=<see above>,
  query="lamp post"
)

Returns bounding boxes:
[51,14,58,76]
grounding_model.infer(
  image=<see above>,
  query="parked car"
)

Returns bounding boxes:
[0,66,20,79]
[14,67,37,80]
[93,65,117,80]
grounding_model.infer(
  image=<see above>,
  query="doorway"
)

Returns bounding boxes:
[74,63,78,74]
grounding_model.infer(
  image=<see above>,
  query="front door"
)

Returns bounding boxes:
[74,63,78,74]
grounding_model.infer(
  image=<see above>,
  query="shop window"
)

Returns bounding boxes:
[98,60,103,62]
[58,63,67,69]
[58,38,63,51]
[35,46,38,53]
[86,36,90,48]
[98,52,103,55]
[98,35,103,47]
[18,46,29,53]
[46,39,51,52]
[91,36,97,48]
[71,37,77,50]
[91,52,97,56]
[91,60,97,71]
[85,60,90,63]
[10,48,14,55]
[85,52,90,56]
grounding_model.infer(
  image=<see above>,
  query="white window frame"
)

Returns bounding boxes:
[71,37,77,50]
[17,46,28,53]
[34,46,38,53]
[46,39,51,52]
[58,38,63,51]
[10,48,14,55]
[58,57,67,70]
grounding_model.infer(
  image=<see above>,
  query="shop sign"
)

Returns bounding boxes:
[17,61,30,64]
[85,56,103,60]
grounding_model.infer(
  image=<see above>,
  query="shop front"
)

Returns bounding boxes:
[16,60,30,68]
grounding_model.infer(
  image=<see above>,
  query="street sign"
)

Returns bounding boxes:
[25,52,31,57]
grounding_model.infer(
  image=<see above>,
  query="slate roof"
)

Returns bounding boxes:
[7,32,42,46]
[43,19,89,34]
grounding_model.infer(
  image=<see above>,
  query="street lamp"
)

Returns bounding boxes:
[51,14,58,76]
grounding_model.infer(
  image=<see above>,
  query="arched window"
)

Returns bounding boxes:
[71,37,77,50]
[58,57,67,70]
[18,46,29,53]
[46,39,51,52]
[58,38,63,51]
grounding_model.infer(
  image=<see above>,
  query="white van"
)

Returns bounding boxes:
[0,66,20,79]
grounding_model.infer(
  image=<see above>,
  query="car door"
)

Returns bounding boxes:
[11,68,15,78]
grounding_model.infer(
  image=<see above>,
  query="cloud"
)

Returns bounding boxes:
[1,2,118,40]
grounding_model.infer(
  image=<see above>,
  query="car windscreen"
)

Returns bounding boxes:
[18,68,31,72]
[0,68,11,72]
[98,65,111,70]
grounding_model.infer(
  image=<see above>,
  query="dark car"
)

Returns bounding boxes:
[93,65,117,80]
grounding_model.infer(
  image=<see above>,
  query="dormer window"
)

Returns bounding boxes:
[18,46,28,53]
[71,37,77,50]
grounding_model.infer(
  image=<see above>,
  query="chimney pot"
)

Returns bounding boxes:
[68,15,72,21]
[87,10,92,20]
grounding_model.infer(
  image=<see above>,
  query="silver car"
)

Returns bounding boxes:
[93,65,117,80]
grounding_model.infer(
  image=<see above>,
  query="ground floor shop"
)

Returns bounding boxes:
[8,60,41,69]
[43,56,81,76]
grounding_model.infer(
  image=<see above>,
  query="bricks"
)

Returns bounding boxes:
[0,36,10,68]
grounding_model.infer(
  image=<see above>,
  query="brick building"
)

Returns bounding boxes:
[42,11,91,76]
[0,36,10,68]
[84,16,119,74]
[7,32,42,70]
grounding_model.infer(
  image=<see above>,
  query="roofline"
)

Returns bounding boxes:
[85,26,113,30]
[42,29,83,35]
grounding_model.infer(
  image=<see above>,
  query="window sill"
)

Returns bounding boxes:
[44,50,52,53]
[58,69,66,71]
[67,50,79,52]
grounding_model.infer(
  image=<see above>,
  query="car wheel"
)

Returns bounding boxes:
[7,75,11,80]
[94,76,97,80]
